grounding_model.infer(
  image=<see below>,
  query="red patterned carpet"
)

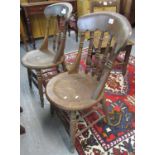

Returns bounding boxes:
[65,49,135,155]
[42,48,135,155]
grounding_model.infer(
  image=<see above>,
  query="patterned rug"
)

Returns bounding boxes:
[65,49,135,155]
[42,48,135,155]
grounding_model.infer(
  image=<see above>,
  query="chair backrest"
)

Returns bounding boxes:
[68,12,132,99]
[40,3,73,62]
[90,0,120,13]
[44,2,73,18]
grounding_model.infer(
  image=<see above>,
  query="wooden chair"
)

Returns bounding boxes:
[46,12,132,151]
[22,3,73,107]
[90,0,134,75]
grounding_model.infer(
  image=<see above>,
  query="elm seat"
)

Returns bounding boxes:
[22,49,63,69]
[46,72,100,111]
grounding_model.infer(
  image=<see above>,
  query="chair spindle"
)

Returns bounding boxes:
[85,31,94,74]
[68,32,85,74]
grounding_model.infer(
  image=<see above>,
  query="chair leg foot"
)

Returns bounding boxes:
[101,98,105,111]
[101,97,110,124]
[122,70,126,76]
[20,106,23,113]
[70,111,76,152]
[20,125,26,135]
[122,45,132,76]
[76,31,78,42]
[62,61,67,72]
[68,29,71,37]
[41,99,44,108]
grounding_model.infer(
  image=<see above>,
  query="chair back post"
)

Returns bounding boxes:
[40,16,51,51]
[39,2,73,61]
[69,12,132,99]
[68,32,85,74]
[53,17,68,63]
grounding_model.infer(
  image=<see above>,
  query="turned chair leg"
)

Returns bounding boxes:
[70,111,77,153]
[75,30,78,42]
[100,96,105,109]
[62,61,67,72]
[101,97,112,125]
[122,45,132,75]
[20,106,26,134]
[68,29,71,37]
[36,70,44,108]
[27,68,32,88]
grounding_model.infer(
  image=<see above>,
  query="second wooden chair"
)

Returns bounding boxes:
[22,3,73,107]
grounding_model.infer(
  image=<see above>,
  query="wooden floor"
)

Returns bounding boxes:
[20,31,135,155]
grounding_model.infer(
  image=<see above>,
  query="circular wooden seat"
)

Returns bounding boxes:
[22,49,63,69]
[46,72,100,111]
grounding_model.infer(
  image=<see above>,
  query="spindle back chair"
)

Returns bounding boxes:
[22,3,73,107]
[46,12,132,151]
